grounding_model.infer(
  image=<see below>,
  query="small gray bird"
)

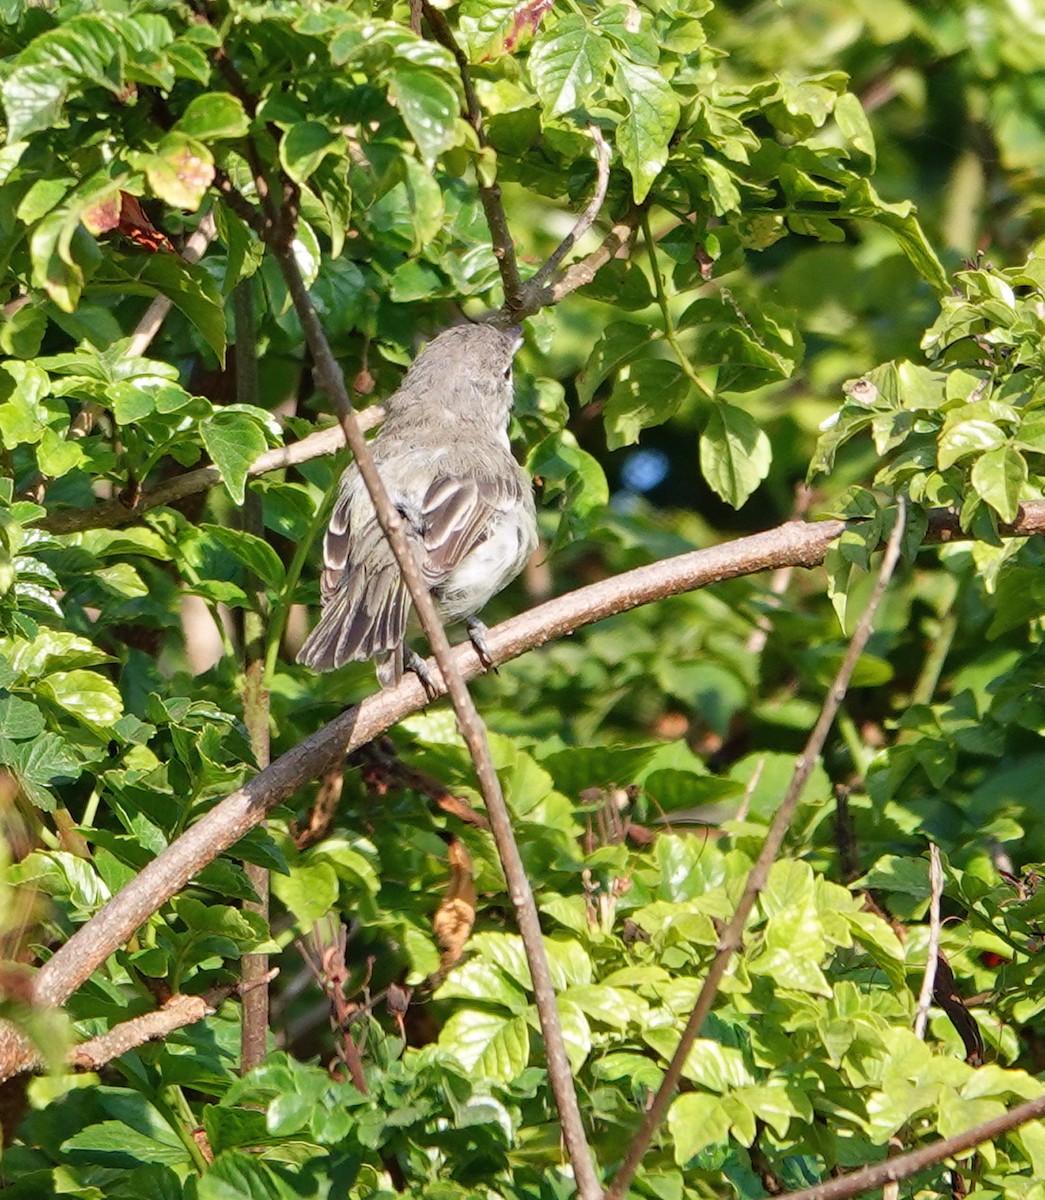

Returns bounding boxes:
[297,323,538,687]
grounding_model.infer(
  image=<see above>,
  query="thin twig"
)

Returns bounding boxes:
[70,971,277,1071]
[235,279,271,1074]
[913,842,943,1040]
[420,1,522,309]
[507,208,645,322]
[605,498,908,1200]
[529,125,612,291]
[267,242,601,1197]
[37,414,383,535]
[125,211,218,359]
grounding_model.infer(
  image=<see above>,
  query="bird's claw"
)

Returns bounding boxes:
[465,617,497,673]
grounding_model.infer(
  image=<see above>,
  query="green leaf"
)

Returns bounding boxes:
[938,419,1005,469]
[971,445,1026,523]
[61,1120,190,1168]
[39,669,124,728]
[176,92,251,141]
[200,411,268,504]
[91,253,227,360]
[528,17,611,116]
[577,321,656,404]
[202,526,287,590]
[604,359,690,450]
[0,695,45,741]
[279,122,340,183]
[271,861,339,927]
[438,1009,530,1082]
[700,402,772,507]
[614,61,680,203]
[667,1092,731,1163]
[389,68,460,164]
[3,732,81,811]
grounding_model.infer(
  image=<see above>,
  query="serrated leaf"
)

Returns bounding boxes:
[614,60,680,202]
[0,695,45,741]
[699,402,772,507]
[529,16,611,116]
[200,411,268,504]
[39,669,124,727]
[4,732,81,811]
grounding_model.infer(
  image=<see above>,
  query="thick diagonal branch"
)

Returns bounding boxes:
[267,241,601,1199]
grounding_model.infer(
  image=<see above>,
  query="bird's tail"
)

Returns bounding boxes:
[296,565,410,678]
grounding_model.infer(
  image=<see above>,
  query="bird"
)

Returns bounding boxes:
[297,322,538,689]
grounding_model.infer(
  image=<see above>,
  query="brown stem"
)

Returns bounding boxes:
[605,499,908,1200]
[19,502,1045,1074]
[528,125,612,292]
[70,972,277,1071]
[420,1,523,309]
[235,280,271,1074]
[267,236,601,1200]
[37,412,383,535]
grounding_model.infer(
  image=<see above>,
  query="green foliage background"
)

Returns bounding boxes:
[0,0,1044,1196]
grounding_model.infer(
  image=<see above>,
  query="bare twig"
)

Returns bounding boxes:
[70,971,277,1071]
[913,842,943,1040]
[605,498,908,1200]
[235,280,271,1074]
[507,208,645,322]
[268,234,601,1199]
[528,125,612,292]
[37,414,382,535]
[18,502,1045,1080]
[774,1087,1045,1200]
[420,1,522,309]
[125,211,218,359]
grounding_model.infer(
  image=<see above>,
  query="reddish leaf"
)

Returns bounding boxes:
[505,0,554,52]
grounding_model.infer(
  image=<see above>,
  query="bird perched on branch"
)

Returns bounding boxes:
[297,323,538,689]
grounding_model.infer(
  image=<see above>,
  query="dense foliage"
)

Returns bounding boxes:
[1,0,1044,1196]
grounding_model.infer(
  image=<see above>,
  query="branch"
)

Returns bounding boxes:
[70,972,277,1073]
[37,414,383,535]
[913,842,943,1040]
[606,498,908,1200]
[12,500,1045,1087]
[266,237,599,1189]
[235,279,272,1075]
[420,1,522,309]
[527,125,612,292]
[508,207,645,322]
[775,1087,1045,1200]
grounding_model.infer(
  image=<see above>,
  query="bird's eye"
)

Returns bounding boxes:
[503,365,512,381]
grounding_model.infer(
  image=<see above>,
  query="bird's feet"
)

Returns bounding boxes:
[404,648,441,702]
[465,616,497,673]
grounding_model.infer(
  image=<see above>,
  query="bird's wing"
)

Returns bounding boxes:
[418,469,525,585]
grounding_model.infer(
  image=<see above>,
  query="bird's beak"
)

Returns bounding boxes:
[507,325,524,353]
